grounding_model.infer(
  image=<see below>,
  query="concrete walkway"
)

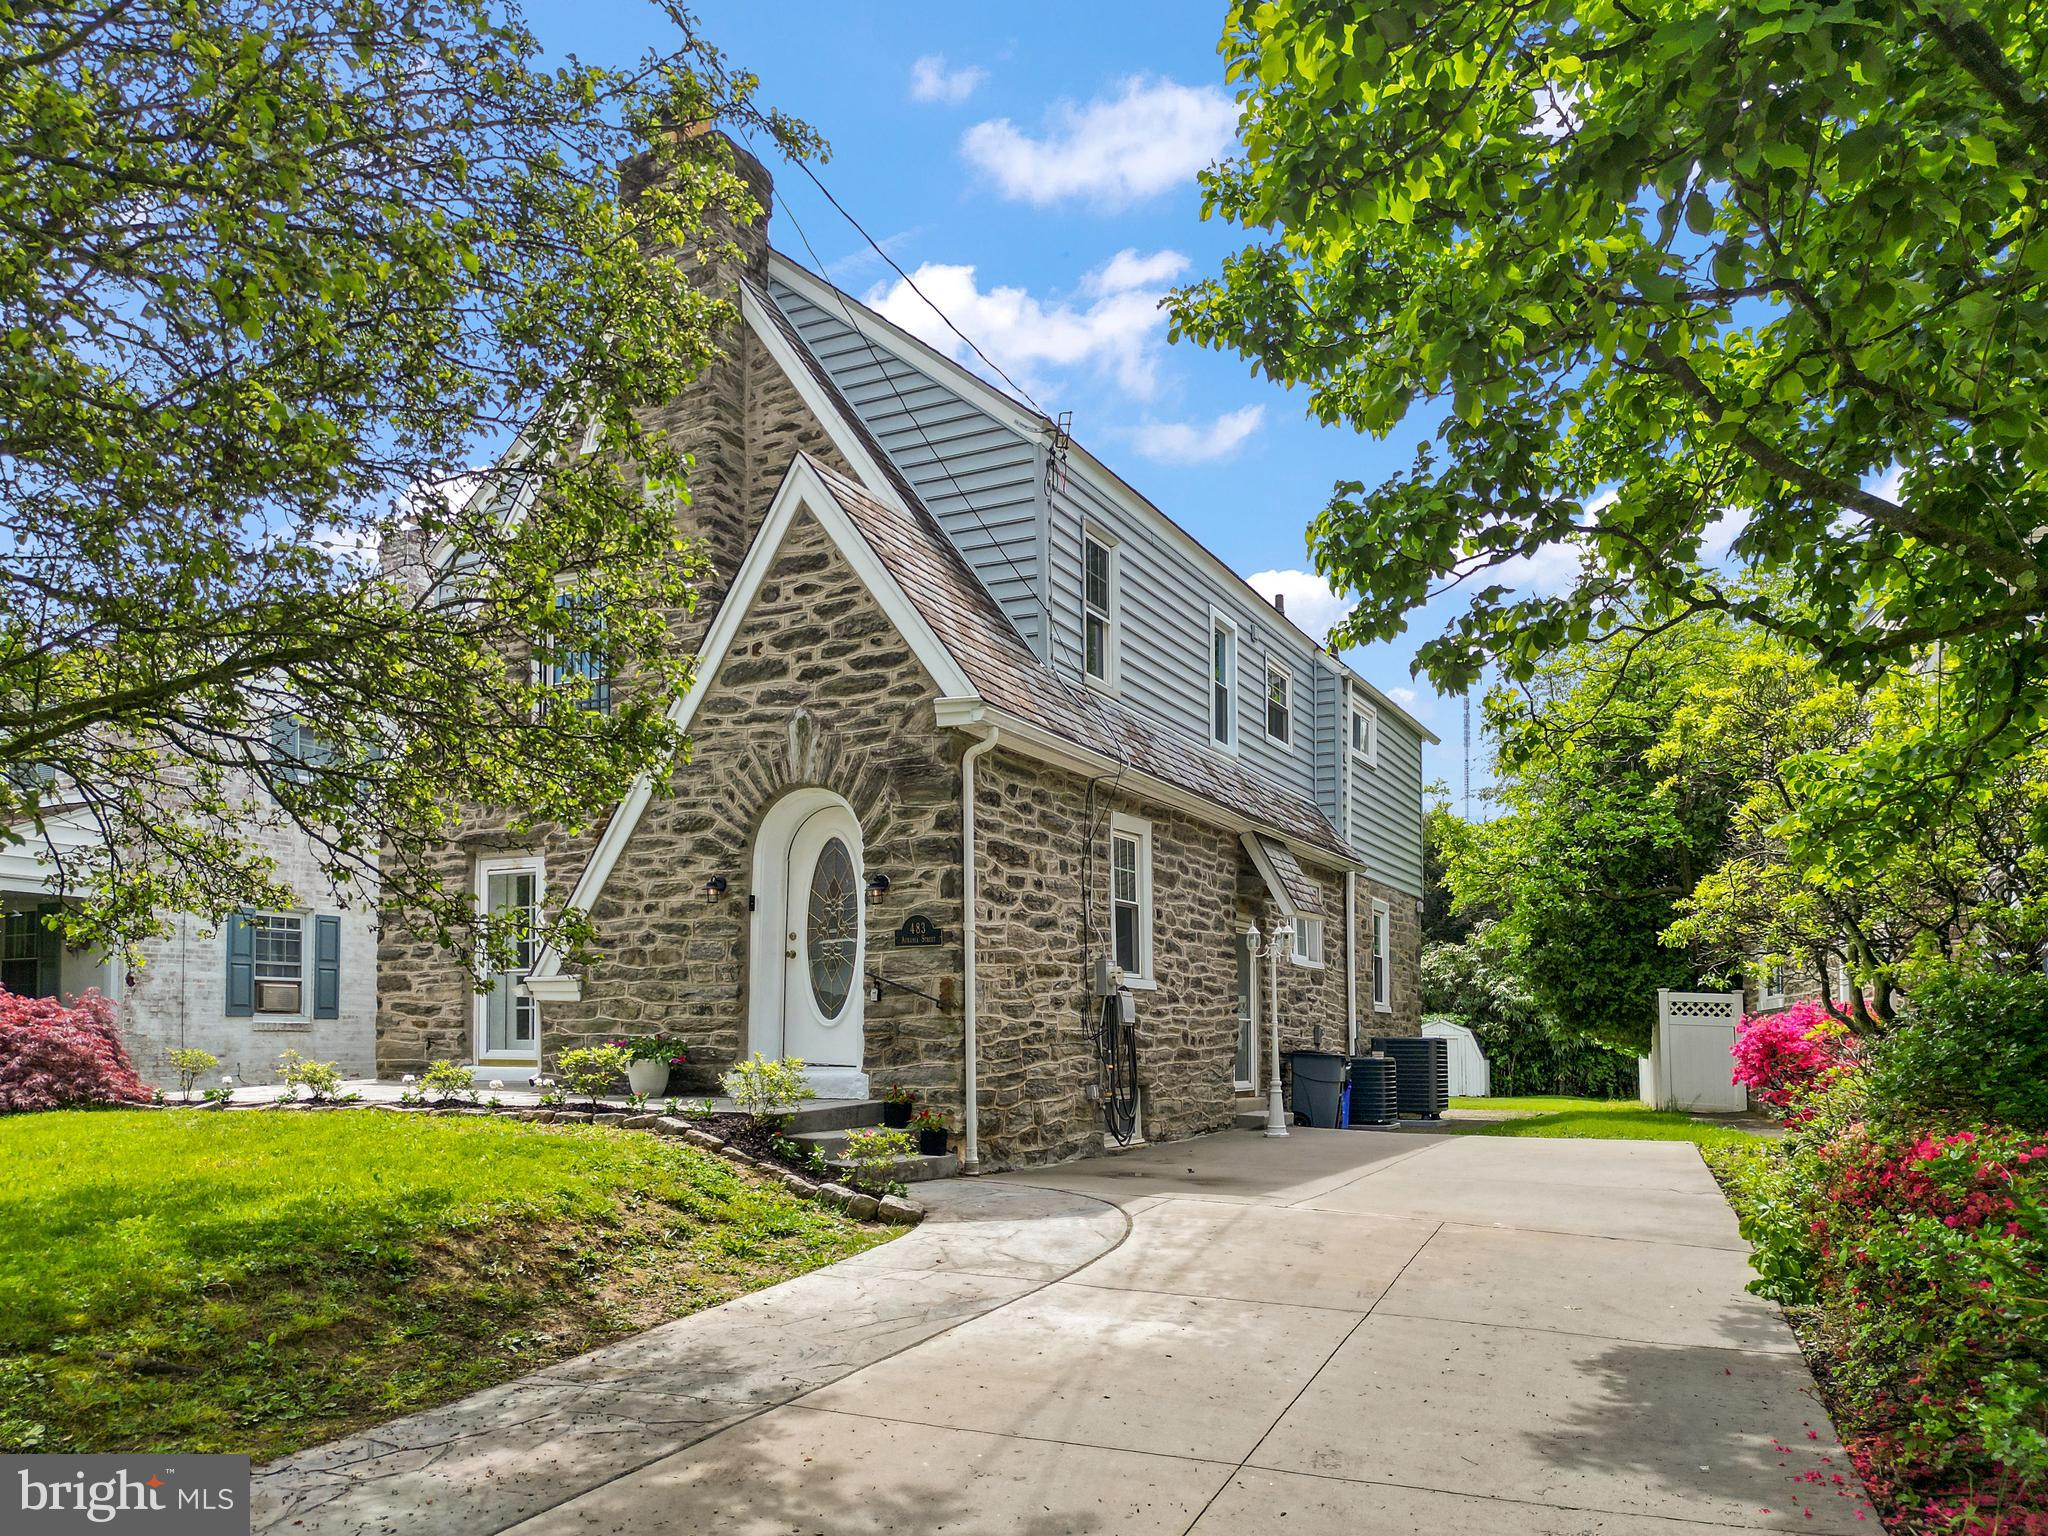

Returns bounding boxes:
[258,1129,1868,1535]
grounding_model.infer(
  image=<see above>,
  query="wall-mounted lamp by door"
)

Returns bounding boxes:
[703,875,729,902]
[865,873,891,904]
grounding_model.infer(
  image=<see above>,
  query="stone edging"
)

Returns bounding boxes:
[147,1096,926,1227]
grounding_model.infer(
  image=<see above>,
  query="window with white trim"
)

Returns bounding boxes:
[1210,612,1237,748]
[1082,533,1115,686]
[1759,961,1787,1009]
[1108,813,1153,986]
[1371,899,1392,1011]
[1350,700,1379,765]
[478,856,542,1059]
[1265,659,1292,746]
[1291,915,1324,967]
[252,912,305,1014]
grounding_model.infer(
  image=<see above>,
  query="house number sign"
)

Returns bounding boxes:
[893,914,945,947]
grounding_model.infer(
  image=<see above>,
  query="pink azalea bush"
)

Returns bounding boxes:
[1732,999,1859,1113]
[0,988,151,1112]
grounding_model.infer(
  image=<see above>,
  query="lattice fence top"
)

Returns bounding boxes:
[1659,990,1742,1024]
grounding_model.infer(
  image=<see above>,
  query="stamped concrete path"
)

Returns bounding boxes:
[255,1130,1870,1535]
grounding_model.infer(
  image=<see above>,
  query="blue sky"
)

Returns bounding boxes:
[524,0,1502,802]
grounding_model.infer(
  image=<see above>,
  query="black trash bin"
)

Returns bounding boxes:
[1346,1053,1398,1127]
[1287,1050,1350,1128]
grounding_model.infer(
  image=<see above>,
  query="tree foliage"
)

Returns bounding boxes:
[1422,921,1636,1095]
[1446,623,1738,1052]
[1173,0,2048,838]
[0,0,817,960]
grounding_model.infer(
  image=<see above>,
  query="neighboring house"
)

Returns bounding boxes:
[378,140,1435,1170]
[0,785,377,1088]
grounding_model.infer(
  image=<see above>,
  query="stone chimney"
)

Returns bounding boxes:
[620,126,777,638]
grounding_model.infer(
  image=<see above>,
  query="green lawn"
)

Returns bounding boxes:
[1446,1094,1770,1151]
[0,1109,893,1459]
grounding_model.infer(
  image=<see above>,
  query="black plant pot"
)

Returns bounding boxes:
[881,1100,912,1129]
[916,1127,948,1156]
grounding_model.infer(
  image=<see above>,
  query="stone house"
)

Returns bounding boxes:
[378,142,1434,1171]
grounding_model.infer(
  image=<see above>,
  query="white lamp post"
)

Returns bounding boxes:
[1247,922,1288,1137]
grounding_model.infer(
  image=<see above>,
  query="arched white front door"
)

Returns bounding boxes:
[750,791,867,1097]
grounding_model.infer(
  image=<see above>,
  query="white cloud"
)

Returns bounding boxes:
[909,54,986,105]
[864,248,1186,398]
[1129,405,1265,465]
[1247,569,1353,641]
[962,76,1238,208]
[1388,686,1419,707]
[1485,540,1585,597]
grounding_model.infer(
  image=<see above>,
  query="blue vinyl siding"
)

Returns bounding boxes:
[1347,708,1428,896]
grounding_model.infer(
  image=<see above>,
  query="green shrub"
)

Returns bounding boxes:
[838,1128,912,1194]
[1866,968,2048,1131]
[166,1047,218,1102]
[277,1050,343,1101]
[557,1044,630,1105]
[420,1060,475,1102]
[1711,1073,2048,1524]
[720,1055,815,1120]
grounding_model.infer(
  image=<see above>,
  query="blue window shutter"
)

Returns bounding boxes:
[313,914,341,1019]
[225,911,254,1017]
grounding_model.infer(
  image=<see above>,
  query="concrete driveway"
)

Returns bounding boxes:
[259,1129,1868,1535]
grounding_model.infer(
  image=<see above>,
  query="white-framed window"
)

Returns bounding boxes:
[1371,899,1392,1011]
[1759,961,1787,1009]
[251,912,306,1015]
[1265,659,1293,747]
[1349,699,1379,765]
[477,855,542,1061]
[1082,531,1116,688]
[537,585,611,715]
[1108,812,1154,988]
[1209,609,1238,750]
[1291,914,1324,967]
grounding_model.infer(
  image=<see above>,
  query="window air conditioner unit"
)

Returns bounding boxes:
[255,980,301,1014]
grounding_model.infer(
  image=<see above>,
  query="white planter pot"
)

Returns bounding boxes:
[627,1059,670,1098]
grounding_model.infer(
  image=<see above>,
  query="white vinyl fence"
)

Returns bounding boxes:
[1639,989,1748,1113]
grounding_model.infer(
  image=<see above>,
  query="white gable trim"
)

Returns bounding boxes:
[739,285,901,498]
[527,456,978,987]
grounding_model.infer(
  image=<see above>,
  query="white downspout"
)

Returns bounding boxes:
[960,728,1001,1174]
[1344,871,1359,1054]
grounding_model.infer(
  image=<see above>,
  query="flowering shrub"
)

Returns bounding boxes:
[1718,1085,2048,1533]
[1731,1000,1859,1114]
[0,989,150,1112]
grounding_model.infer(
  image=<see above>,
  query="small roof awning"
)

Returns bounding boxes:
[1243,833,1327,919]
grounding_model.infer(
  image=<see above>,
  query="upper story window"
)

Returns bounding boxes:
[1210,612,1238,749]
[1265,659,1292,747]
[1350,700,1379,766]
[544,588,612,714]
[1082,533,1115,687]
[1108,812,1154,987]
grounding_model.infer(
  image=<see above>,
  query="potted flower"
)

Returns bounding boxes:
[615,1036,687,1098]
[909,1107,948,1157]
[881,1083,914,1129]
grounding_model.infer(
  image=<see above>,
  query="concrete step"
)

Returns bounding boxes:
[822,1149,957,1185]
[779,1099,887,1134]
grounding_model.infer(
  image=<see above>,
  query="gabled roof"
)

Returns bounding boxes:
[1243,834,1328,919]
